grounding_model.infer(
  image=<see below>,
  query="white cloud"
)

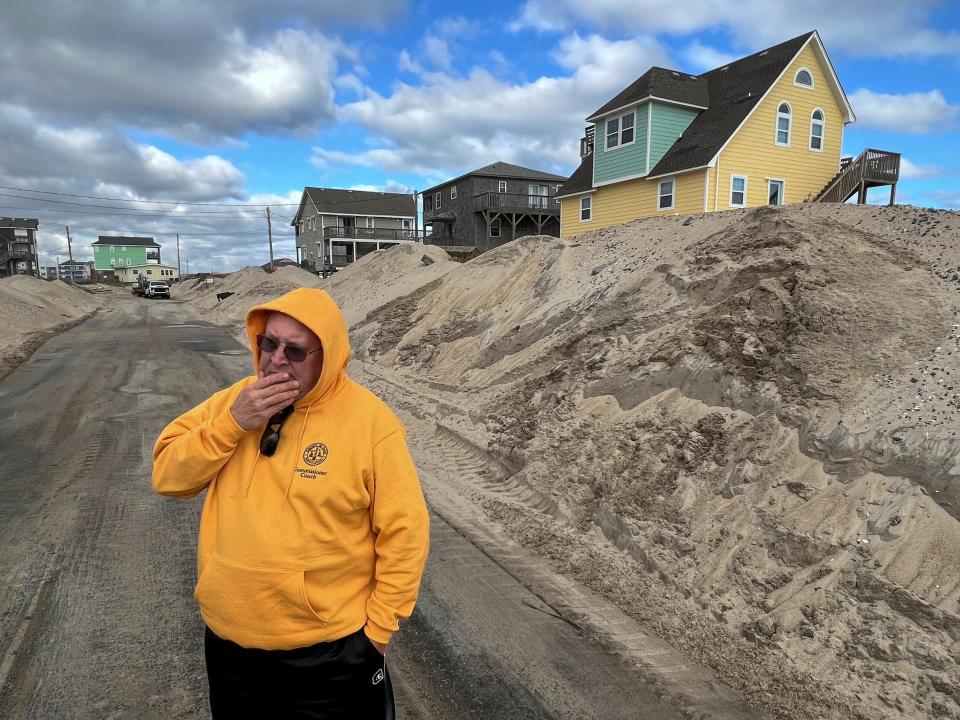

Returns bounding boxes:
[0,3,390,140]
[319,34,670,177]
[422,35,453,69]
[899,158,941,180]
[510,0,960,60]
[849,89,958,134]
[681,41,738,72]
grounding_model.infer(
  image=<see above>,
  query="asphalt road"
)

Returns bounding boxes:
[0,294,759,719]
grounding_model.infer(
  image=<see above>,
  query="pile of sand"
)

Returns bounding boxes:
[0,276,100,380]
[176,244,456,343]
[342,204,960,720]
[175,204,960,720]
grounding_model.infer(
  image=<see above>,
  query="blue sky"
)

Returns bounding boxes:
[1,0,958,271]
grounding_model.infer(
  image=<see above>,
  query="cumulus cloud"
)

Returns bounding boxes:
[316,33,670,177]
[681,41,738,72]
[510,0,960,60]
[0,1,402,140]
[899,158,942,180]
[849,89,958,134]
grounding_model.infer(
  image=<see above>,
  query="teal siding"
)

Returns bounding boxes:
[593,104,649,185]
[93,245,148,270]
[649,103,699,169]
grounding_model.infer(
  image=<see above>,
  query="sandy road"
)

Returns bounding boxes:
[0,294,758,719]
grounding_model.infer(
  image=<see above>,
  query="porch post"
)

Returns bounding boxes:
[889,183,896,206]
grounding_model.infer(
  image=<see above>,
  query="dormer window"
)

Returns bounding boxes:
[794,69,813,88]
[776,103,791,146]
[605,110,635,150]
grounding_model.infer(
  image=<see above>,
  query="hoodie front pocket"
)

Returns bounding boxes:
[195,553,327,631]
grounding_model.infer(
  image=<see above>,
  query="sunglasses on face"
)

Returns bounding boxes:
[256,333,322,363]
[260,404,294,457]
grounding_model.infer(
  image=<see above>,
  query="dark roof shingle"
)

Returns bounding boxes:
[299,188,415,220]
[93,236,159,247]
[587,67,709,120]
[555,155,593,198]
[0,217,39,230]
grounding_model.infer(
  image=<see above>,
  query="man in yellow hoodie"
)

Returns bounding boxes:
[152,287,430,718]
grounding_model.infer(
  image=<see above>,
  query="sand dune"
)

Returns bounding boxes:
[86,203,960,718]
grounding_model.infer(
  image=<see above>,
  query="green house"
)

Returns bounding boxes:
[92,236,161,272]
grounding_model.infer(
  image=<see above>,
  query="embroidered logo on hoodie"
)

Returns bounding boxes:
[303,443,328,466]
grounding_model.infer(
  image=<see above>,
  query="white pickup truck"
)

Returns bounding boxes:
[145,281,170,299]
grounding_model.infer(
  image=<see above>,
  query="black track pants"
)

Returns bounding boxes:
[204,626,395,719]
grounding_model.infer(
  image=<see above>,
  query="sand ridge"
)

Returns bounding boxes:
[12,202,960,719]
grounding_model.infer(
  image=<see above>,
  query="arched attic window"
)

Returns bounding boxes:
[776,102,791,146]
[810,109,825,151]
[794,68,813,87]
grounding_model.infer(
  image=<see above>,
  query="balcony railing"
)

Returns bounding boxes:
[322,226,422,242]
[473,192,560,213]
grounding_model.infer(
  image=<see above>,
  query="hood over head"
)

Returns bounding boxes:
[245,288,350,406]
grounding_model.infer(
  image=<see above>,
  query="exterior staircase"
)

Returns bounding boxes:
[815,148,901,205]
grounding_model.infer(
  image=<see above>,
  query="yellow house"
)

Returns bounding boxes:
[557,31,900,238]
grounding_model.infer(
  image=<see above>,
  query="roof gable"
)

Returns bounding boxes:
[294,187,415,222]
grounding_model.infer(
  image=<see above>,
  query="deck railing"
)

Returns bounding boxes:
[816,149,900,203]
[473,192,561,213]
[322,226,421,242]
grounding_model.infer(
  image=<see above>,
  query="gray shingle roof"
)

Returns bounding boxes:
[299,188,415,220]
[423,161,567,194]
[587,67,709,120]
[93,236,159,247]
[649,32,815,178]
[555,155,593,198]
[0,217,39,229]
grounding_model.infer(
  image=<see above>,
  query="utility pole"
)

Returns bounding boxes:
[65,226,75,284]
[413,190,420,243]
[176,233,182,281]
[266,207,275,272]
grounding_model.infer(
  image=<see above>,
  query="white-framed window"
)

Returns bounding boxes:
[489,218,501,237]
[365,217,375,228]
[498,180,507,193]
[94,246,99,253]
[580,195,592,222]
[605,110,635,150]
[424,194,433,211]
[14,228,27,237]
[451,185,457,199]
[121,246,126,251]
[776,103,791,146]
[658,178,675,211]
[794,68,814,88]
[809,109,824,151]
[110,246,115,253]
[435,192,441,209]
[730,175,747,207]
[767,179,785,206]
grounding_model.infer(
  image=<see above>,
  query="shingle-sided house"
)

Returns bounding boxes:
[92,236,161,279]
[422,162,567,257]
[0,217,40,278]
[291,188,417,274]
[556,31,900,238]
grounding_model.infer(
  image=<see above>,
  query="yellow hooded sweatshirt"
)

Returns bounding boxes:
[152,288,429,649]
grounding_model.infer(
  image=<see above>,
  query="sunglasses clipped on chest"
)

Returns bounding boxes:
[256,333,322,363]
[260,404,294,457]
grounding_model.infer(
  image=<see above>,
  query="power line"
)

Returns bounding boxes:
[0,185,300,207]
[0,192,272,215]
[0,203,267,219]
